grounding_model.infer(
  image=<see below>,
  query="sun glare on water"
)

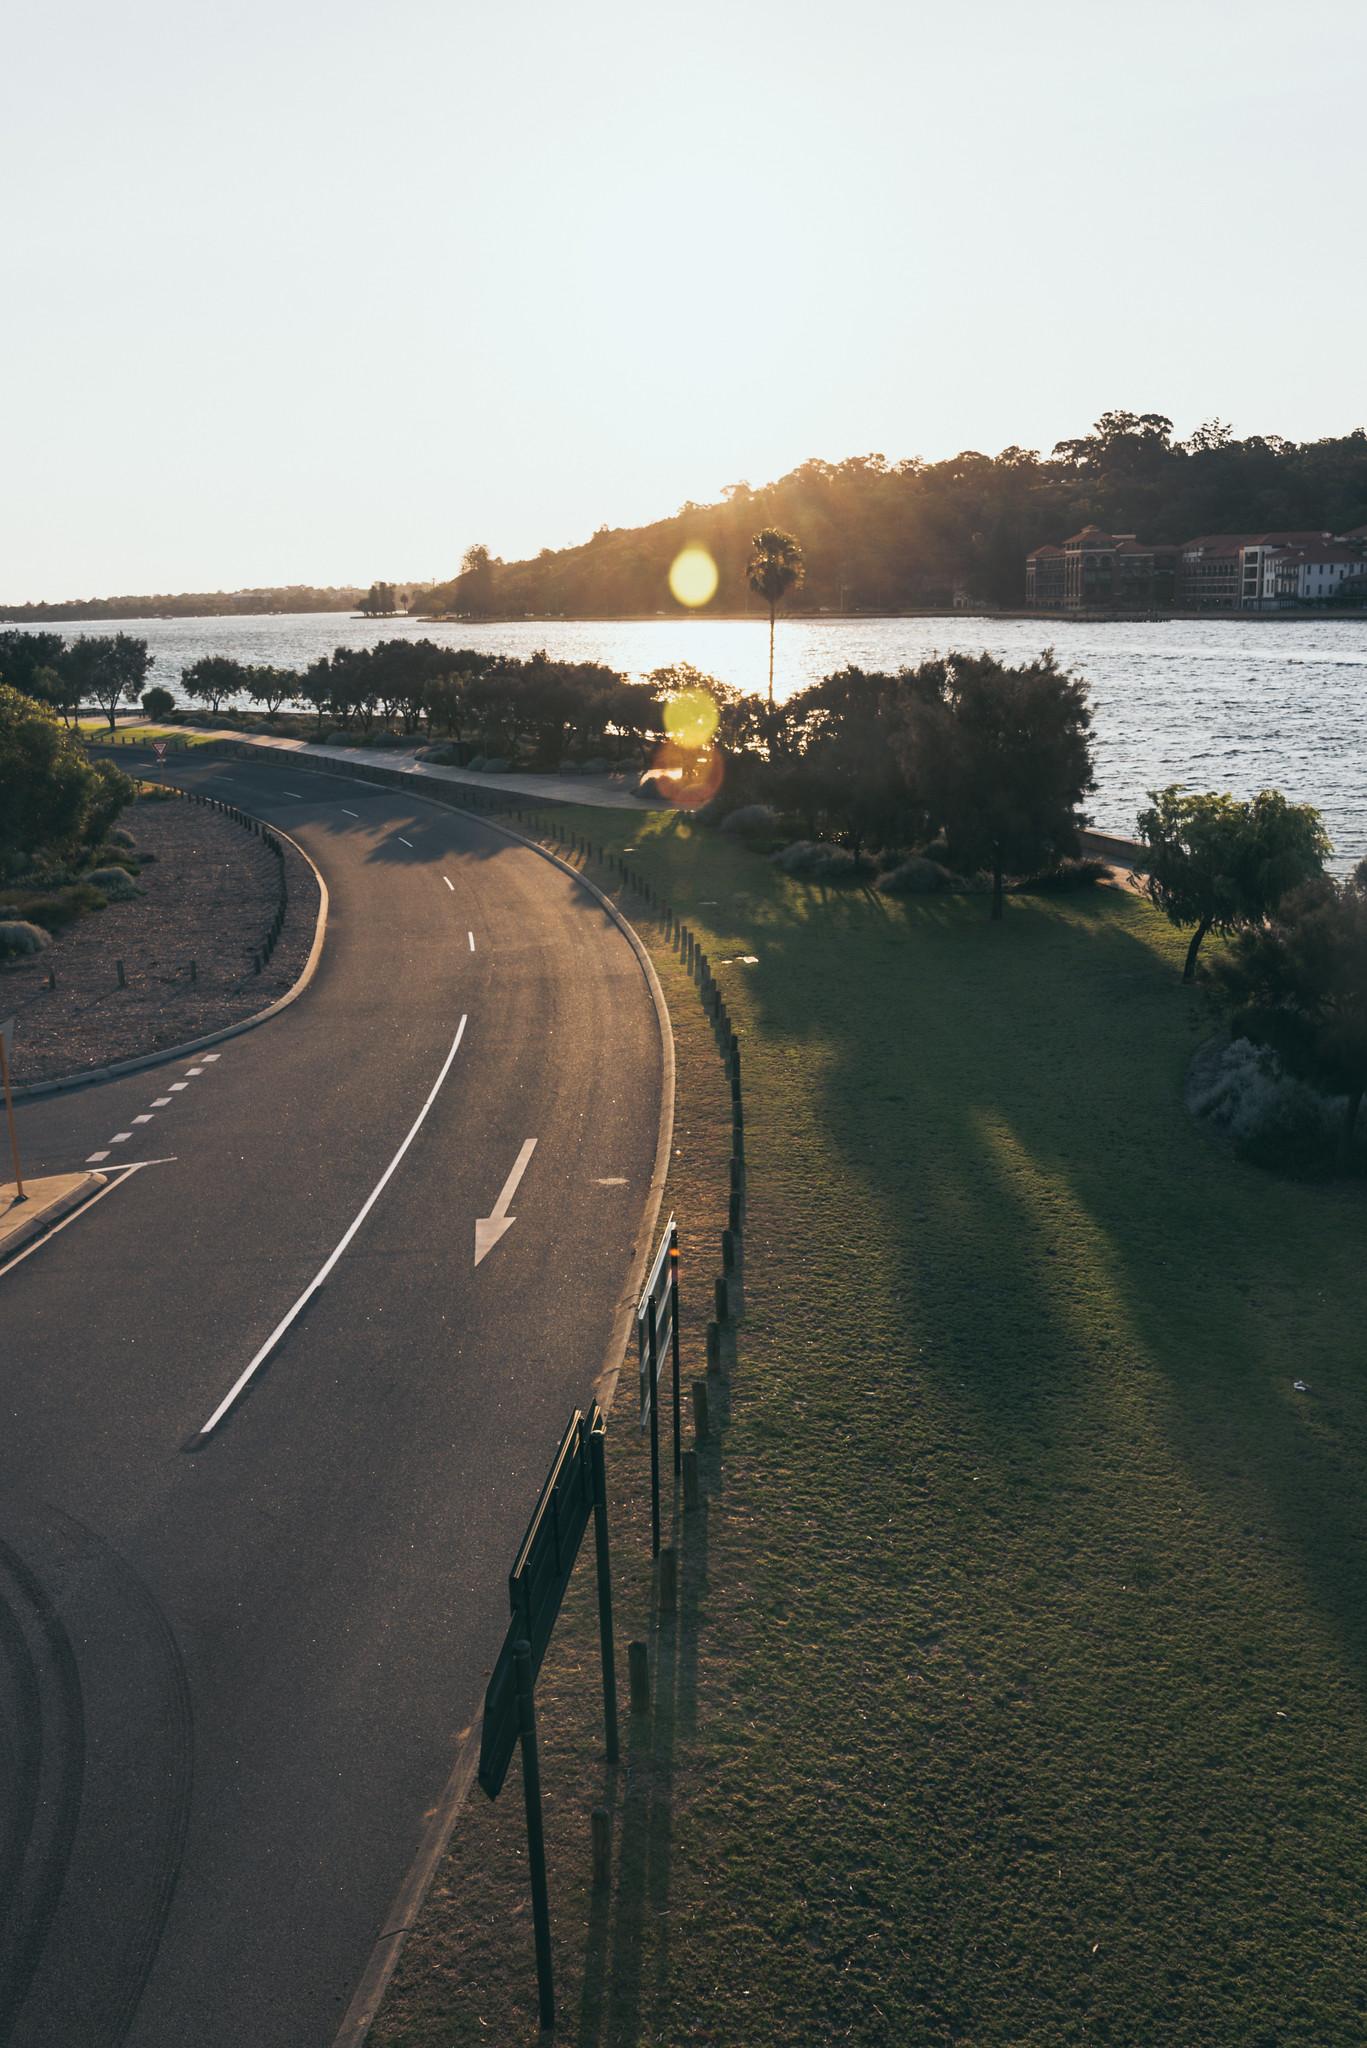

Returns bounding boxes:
[668,545,719,608]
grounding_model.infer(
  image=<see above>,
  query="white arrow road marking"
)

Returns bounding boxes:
[474,1138,537,1267]
[196,1016,468,1440]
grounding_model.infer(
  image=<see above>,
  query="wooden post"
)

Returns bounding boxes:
[588,1412,619,1766]
[682,1449,700,1511]
[692,1380,710,1441]
[116,958,126,989]
[659,1546,677,1615]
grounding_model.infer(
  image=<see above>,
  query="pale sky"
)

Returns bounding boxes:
[4,0,1365,600]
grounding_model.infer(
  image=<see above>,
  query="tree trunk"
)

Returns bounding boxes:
[991,856,1004,921]
[1182,918,1211,983]
[1342,1088,1364,1167]
[767,605,776,709]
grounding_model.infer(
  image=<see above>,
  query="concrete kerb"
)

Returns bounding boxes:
[328,770,676,2048]
[0,1171,108,1257]
[11,806,330,1101]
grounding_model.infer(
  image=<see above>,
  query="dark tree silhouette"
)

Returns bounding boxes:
[747,528,805,707]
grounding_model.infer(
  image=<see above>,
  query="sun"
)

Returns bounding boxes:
[668,545,719,609]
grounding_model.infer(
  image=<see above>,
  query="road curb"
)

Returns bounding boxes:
[11,810,330,1101]
[0,1170,108,1257]
[328,785,677,2048]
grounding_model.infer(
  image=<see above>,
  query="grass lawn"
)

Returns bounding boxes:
[379,809,1367,2048]
[84,722,222,747]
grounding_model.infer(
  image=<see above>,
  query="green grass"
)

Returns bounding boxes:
[382,812,1367,2047]
[85,722,221,747]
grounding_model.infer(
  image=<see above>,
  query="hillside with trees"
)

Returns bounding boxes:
[413,414,1367,617]
[0,585,368,623]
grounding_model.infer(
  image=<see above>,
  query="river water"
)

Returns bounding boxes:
[12,611,1366,861]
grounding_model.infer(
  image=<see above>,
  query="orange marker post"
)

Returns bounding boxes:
[0,1016,23,1203]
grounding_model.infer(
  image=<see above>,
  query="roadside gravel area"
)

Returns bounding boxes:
[1,791,318,1087]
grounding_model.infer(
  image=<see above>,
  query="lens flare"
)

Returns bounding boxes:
[645,742,725,811]
[668,545,719,609]
[663,687,720,750]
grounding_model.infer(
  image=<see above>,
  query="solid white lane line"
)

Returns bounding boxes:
[87,1151,110,1163]
[342,808,359,817]
[133,1114,153,1124]
[152,1097,172,1107]
[468,931,476,951]
[397,836,413,848]
[284,790,303,798]
[197,1015,469,1439]
[443,876,454,891]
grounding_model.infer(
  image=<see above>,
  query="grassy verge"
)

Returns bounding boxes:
[85,722,224,747]
[376,810,1367,2047]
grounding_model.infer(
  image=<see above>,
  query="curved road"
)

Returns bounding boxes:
[0,757,666,2046]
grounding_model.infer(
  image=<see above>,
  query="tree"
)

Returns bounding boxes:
[0,683,133,873]
[61,633,153,729]
[142,684,177,720]
[181,654,246,717]
[459,545,498,617]
[778,667,916,859]
[747,528,804,707]
[358,581,398,616]
[1136,786,1330,983]
[897,652,1096,920]
[1211,862,1367,1164]
[244,666,298,716]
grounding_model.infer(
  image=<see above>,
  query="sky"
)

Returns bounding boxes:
[4,0,1365,600]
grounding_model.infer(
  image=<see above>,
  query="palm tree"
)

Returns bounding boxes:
[747,528,805,707]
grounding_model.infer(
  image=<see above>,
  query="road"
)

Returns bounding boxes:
[0,756,667,2046]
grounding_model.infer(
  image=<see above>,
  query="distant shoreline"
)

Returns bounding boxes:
[4,605,1366,629]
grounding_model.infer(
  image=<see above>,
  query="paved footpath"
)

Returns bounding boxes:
[0,754,667,2047]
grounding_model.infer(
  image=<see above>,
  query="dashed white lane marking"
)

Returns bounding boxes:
[169,1082,188,1092]
[397,836,414,848]
[186,1066,204,1075]
[196,1015,469,1440]
[283,790,303,799]
[443,876,454,891]
[111,1132,132,1144]
[202,1053,220,1062]
[133,1114,153,1124]
[468,931,476,951]
[152,1097,172,1108]
[341,808,359,817]
[594,1177,628,1185]
[87,1151,110,1163]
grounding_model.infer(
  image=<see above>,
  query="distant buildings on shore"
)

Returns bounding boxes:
[1025,523,1367,612]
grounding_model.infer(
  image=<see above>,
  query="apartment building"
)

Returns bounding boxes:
[1028,524,1367,609]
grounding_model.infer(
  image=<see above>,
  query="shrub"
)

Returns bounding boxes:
[417,743,460,765]
[581,756,611,776]
[721,803,779,836]
[556,759,582,776]
[771,839,859,880]
[137,781,176,800]
[1187,1036,1349,1174]
[86,844,138,873]
[878,855,955,895]
[142,685,176,721]
[1,882,108,927]
[108,826,136,848]
[1014,857,1109,894]
[0,919,51,957]
[84,865,140,900]
[481,756,512,774]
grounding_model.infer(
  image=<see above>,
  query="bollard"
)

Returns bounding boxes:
[628,1640,651,1714]
[722,1227,739,1277]
[658,1546,678,1615]
[682,1448,700,1510]
[714,1274,729,1327]
[706,1320,721,1375]
[692,1380,710,1441]
[591,1806,612,1891]
[116,958,126,989]
[729,1185,742,1234]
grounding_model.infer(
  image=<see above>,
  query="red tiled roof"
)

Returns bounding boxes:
[1027,544,1063,558]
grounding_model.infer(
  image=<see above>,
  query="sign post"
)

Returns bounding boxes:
[513,1639,555,2032]
[637,1215,679,1553]
[478,1402,620,2023]
[153,739,167,764]
[0,1017,23,1201]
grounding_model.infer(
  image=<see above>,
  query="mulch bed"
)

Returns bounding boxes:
[2,792,319,1087]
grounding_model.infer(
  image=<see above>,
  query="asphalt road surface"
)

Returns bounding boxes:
[0,757,667,2046]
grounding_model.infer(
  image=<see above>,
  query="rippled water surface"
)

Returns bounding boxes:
[19,612,1367,860]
